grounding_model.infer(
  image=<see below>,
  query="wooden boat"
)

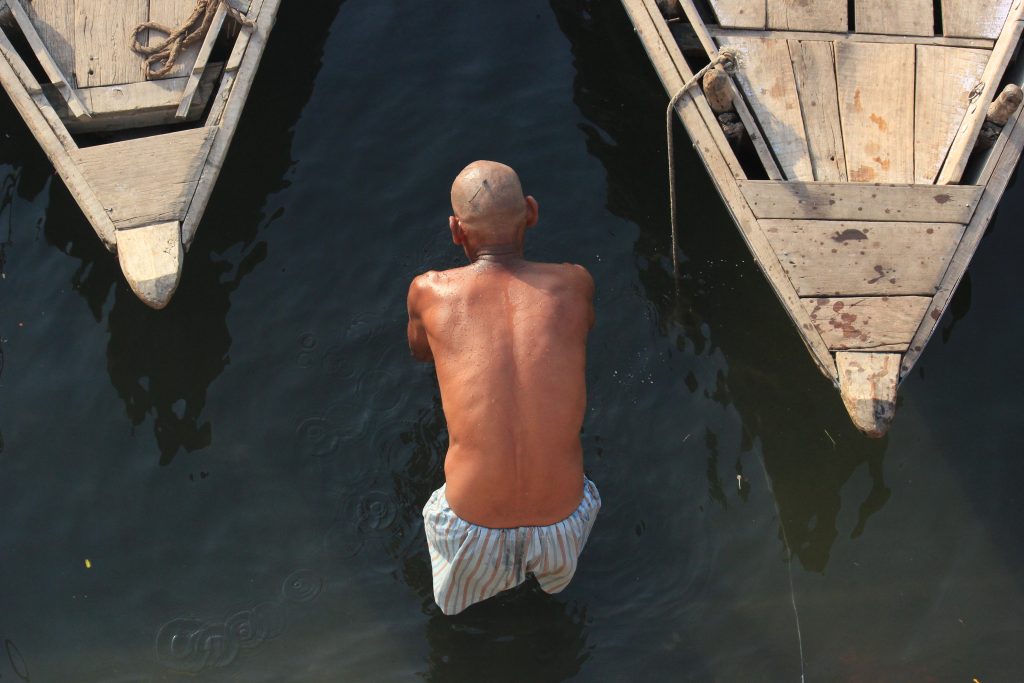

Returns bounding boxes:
[0,0,281,308]
[621,0,1024,436]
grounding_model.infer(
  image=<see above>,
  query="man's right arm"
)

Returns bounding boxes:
[407,275,435,363]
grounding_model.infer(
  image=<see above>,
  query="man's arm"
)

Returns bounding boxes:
[407,275,435,363]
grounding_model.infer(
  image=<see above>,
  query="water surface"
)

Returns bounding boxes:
[1,1,1022,681]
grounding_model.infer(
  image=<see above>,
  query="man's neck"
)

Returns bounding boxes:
[471,243,524,264]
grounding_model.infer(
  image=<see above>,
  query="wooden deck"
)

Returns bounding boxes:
[0,0,280,307]
[623,0,1024,435]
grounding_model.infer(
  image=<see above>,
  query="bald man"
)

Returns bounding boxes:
[408,161,600,615]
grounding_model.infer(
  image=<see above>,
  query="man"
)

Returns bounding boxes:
[407,161,600,615]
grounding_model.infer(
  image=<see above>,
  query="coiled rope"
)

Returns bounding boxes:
[129,0,253,80]
[665,49,737,275]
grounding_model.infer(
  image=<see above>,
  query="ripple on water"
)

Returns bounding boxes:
[5,639,30,682]
[281,569,323,604]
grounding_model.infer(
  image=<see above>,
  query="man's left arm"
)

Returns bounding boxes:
[407,275,435,363]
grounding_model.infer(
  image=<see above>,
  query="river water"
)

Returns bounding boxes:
[1,1,1022,681]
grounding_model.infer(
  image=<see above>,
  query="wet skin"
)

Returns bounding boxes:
[407,252,594,528]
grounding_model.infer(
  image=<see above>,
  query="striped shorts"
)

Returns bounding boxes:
[422,478,601,615]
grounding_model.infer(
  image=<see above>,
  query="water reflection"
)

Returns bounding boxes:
[423,586,589,683]
[10,0,346,464]
[551,0,890,572]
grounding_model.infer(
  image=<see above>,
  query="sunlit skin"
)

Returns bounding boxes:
[407,161,595,528]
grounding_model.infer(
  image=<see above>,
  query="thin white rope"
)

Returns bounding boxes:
[665,50,737,276]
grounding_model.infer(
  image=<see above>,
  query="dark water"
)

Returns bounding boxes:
[1,2,1022,681]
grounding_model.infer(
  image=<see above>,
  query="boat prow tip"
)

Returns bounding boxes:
[836,352,900,439]
[116,221,184,310]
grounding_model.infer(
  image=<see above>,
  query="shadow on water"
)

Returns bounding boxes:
[550,0,889,572]
[10,0,346,465]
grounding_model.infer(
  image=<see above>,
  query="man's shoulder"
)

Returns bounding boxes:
[533,262,593,293]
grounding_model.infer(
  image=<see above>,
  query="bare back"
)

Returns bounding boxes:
[408,260,594,527]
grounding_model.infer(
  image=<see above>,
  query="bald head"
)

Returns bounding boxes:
[451,161,530,240]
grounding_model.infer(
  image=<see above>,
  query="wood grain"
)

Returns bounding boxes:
[942,0,1013,39]
[767,0,846,31]
[803,296,932,350]
[789,40,847,181]
[23,0,76,79]
[738,180,982,222]
[728,36,813,179]
[835,41,916,183]
[914,45,990,183]
[72,127,217,229]
[74,0,148,87]
[855,0,933,36]
[762,219,965,296]
[707,0,765,28]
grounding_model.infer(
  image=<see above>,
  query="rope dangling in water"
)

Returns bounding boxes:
[665,49,737,276]
[129,0,254,80]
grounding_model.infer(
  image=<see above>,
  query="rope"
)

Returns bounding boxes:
[129,0,253,80]
[665,50,737,276]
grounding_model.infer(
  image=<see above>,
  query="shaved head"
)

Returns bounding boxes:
[451,161,528,240]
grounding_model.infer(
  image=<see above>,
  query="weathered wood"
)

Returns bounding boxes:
[788,40,847,181]
[727,36,813,179]
[115,221,183,310]
[7,0,88,117]
[901,80,1024,378]
[677,0,784,179]
[0,24,117,247]
[937,4,1024,184]
[835,41,916,183]
[703,64,734,113]
[767,0,846,31]
[943,0,1013,39]
[623,0,839,382]
[803,296,932,351]
[175,2,227,118]
[72,127,217,229]
[762,220,965,296]
[74,0,148,87]
[914,45,990,183]
[855,0,933,36]
[707,26,995,49]
[44,65,221,132]
[707,0,765,28]
[184,0,280,248]
[21,0,75,78]
[987,83,1023,126]
[836,352,900,438]
[224,0,261,73]
[738,180,983,222]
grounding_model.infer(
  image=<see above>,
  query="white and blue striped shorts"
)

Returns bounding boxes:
[422,477,601,615]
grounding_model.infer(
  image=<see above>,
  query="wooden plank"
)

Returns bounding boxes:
[0,26,117,247]
[115,221,183,309]
[767,0,847,31]
[707,26,995,49]
[175,3,227,118]
[914,45,990,183]
[855,0,934,36]
[836,352,900,437]
[677,0,784,179]
[621,0,840,382]
[184,0,281,249]
[72,127,217,229]
[727,36,813,179]
[707,0,765,28]
[146,0,200,79]
[21,0,75,78]
[762,219,965,296]
[7,0,88,117]
[835,41,916,183]
[901,78,1024,378]
[803,296,932,350]
[937,5,1024,183]
[788,40,847,181]
[44,65,222,131]
[738,180,982,222]
[943,0,1013,39]
[74,0,148,87]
